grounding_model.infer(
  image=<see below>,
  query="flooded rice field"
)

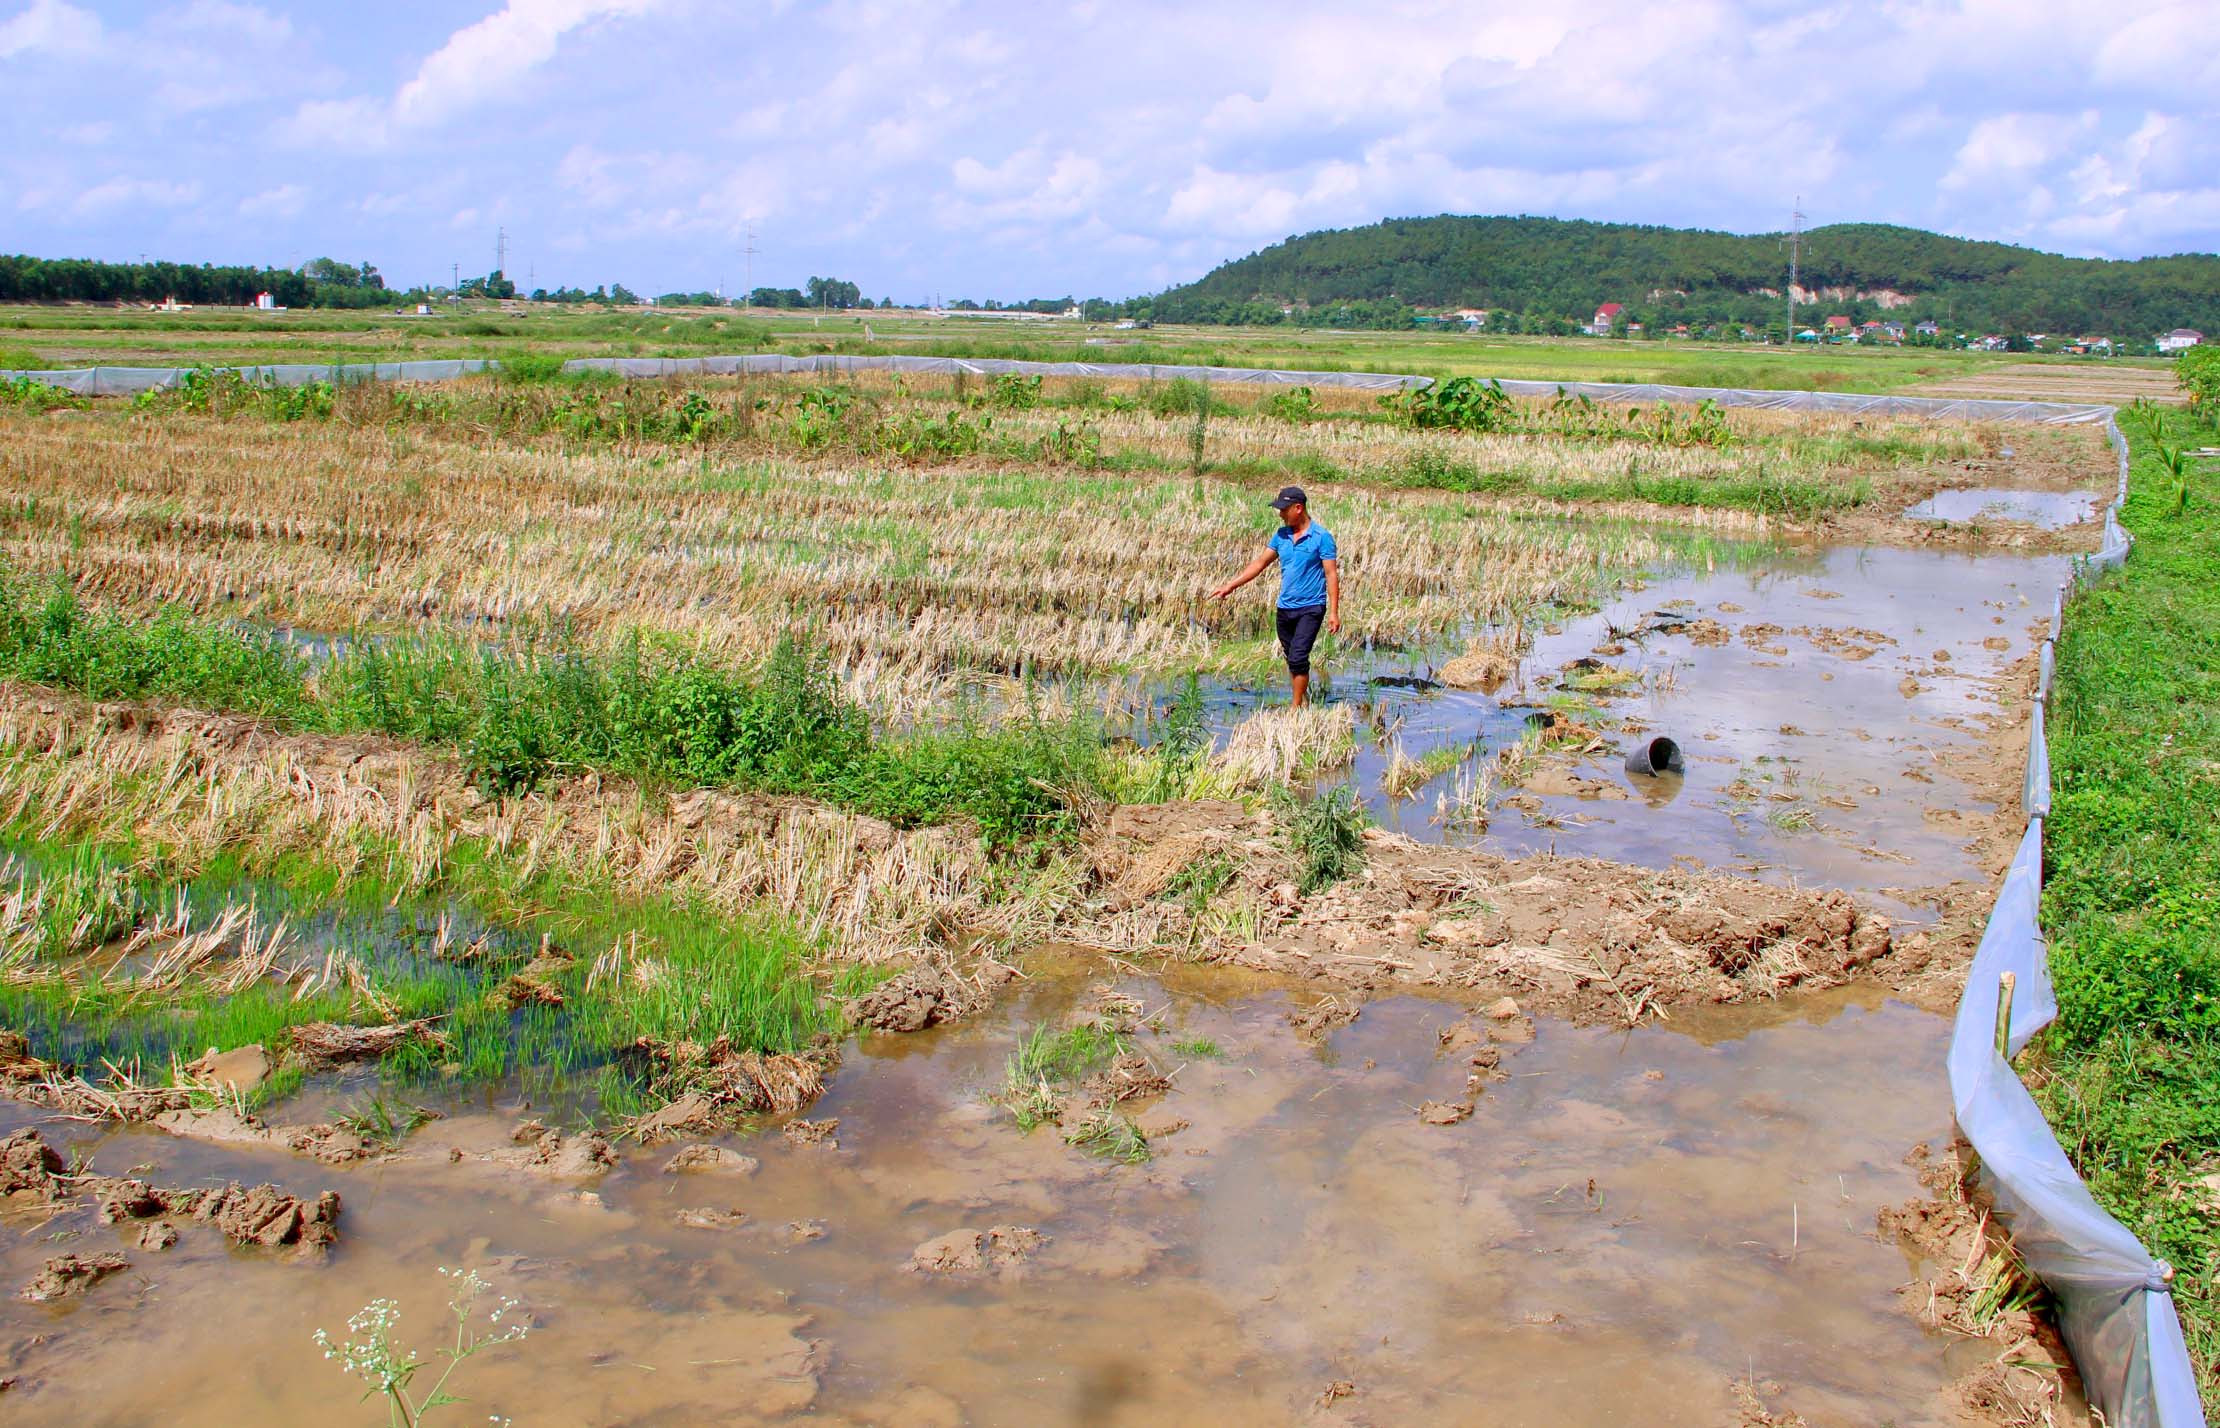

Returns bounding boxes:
[0,457,2112,1425]
[1215,539,2068,912]
[4,954,1978,1427]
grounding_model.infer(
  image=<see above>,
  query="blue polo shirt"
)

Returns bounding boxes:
[1270,523,1337,609]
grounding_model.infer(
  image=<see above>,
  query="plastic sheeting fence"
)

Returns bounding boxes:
[0,351,2200,1421]
[1948,413,2202,1428]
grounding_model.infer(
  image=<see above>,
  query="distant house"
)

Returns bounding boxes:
[1451,307,1488,329]
[2159,328,2204,352]
[1823,315,1853,332]
[1590,302,1624,336]
[252,291,284,313]
[1914,319,1941,337]
[1976,334,2008,351]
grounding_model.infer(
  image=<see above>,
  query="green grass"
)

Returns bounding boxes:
[1275,784,1366,894]
[1169,1035,1225,1060]
[1063,1107,1150,1163]
[0,302,2141,396]
[1001,1019,1129,1132]
[2031,405,2220,1400]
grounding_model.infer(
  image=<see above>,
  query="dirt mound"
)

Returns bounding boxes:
[182,1182,343,1250]
[19,1252,130,1303]
[908,1225,1044,1276]
[1438,648,1515,691]
[846,954,1014,1033]
[0,1127,64,1199]
[1076,810,1898,1024]
[499,1120,618,1178]
[662,1145,757,1176]
[1081,1052,1171,1107]
[153,1106,373,1165]
[622,1038,837,1142]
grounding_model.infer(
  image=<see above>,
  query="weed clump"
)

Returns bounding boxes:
[1275,785,1365,895]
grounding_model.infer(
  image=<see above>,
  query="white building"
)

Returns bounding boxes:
[2159,328,2204,353]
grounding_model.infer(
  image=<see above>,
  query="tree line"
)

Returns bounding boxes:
[1143,216,2220,340]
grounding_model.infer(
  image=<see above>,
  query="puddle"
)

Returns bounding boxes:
[1904,487,2098,528]
[0,958,1969,1426]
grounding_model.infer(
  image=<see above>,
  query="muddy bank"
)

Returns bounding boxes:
[1878,1141,2094,1426]
[0,680,1948,1038]
[1083,800,1899,1022]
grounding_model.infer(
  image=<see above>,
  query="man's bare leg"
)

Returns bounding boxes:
[1290,672,1309,707]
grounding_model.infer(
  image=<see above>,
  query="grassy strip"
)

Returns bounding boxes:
[0,573,1098,847]
[14,365,1944,520]
[2032,405,2220,1396]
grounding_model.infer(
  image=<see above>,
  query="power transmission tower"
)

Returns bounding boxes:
[1784,197,1804,346]
[452,261,460,295]
[743,226,759,305]
[495,227,509,278]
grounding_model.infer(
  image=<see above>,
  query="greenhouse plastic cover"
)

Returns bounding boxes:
[0,351,2197,1423]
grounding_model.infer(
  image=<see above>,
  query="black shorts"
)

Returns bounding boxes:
[1276,603,1327,676]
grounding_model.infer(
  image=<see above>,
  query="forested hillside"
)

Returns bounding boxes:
[1149,216,2220,338]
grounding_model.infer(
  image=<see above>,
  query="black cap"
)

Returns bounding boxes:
[1270,486,1307,511]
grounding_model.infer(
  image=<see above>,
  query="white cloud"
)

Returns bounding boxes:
[1940,111,2099,191]
[280,0,668,152]
[239,183,307,219]
[394,0,666,127]
[0,0,100,59]
[69,177,202,215]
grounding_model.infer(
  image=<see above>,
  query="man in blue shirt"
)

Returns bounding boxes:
[1210,486,1341,707]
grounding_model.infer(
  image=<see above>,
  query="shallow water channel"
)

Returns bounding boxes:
[2,955,1972,1427]
[1195,537,2072,912]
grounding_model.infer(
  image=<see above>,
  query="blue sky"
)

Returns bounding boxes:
[4,0,2214,300]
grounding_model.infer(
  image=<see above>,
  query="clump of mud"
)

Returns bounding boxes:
[19,1252,130,1303]
[1083,803,1894,1024]
[845,953,1016,1033]
[907,1225,1045,1277]
[2,1128,340,1257]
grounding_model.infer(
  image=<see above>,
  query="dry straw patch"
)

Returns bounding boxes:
[0,404,1674,694]
[0,688,1039,964]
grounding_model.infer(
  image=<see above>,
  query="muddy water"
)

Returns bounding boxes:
[1204,540,2072,905]
[2,956,1973,1427]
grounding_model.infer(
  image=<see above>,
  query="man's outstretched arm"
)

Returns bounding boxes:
[1212,548,1277,600]
[1323,558,1341,633]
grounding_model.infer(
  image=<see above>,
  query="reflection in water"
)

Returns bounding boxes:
[0,962,1970,1427]
[1905,487,2098,529]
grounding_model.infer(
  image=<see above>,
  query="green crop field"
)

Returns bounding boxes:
[0,300,2166,397]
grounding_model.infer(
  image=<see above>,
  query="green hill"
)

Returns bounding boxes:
[1147,216,2220,339]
